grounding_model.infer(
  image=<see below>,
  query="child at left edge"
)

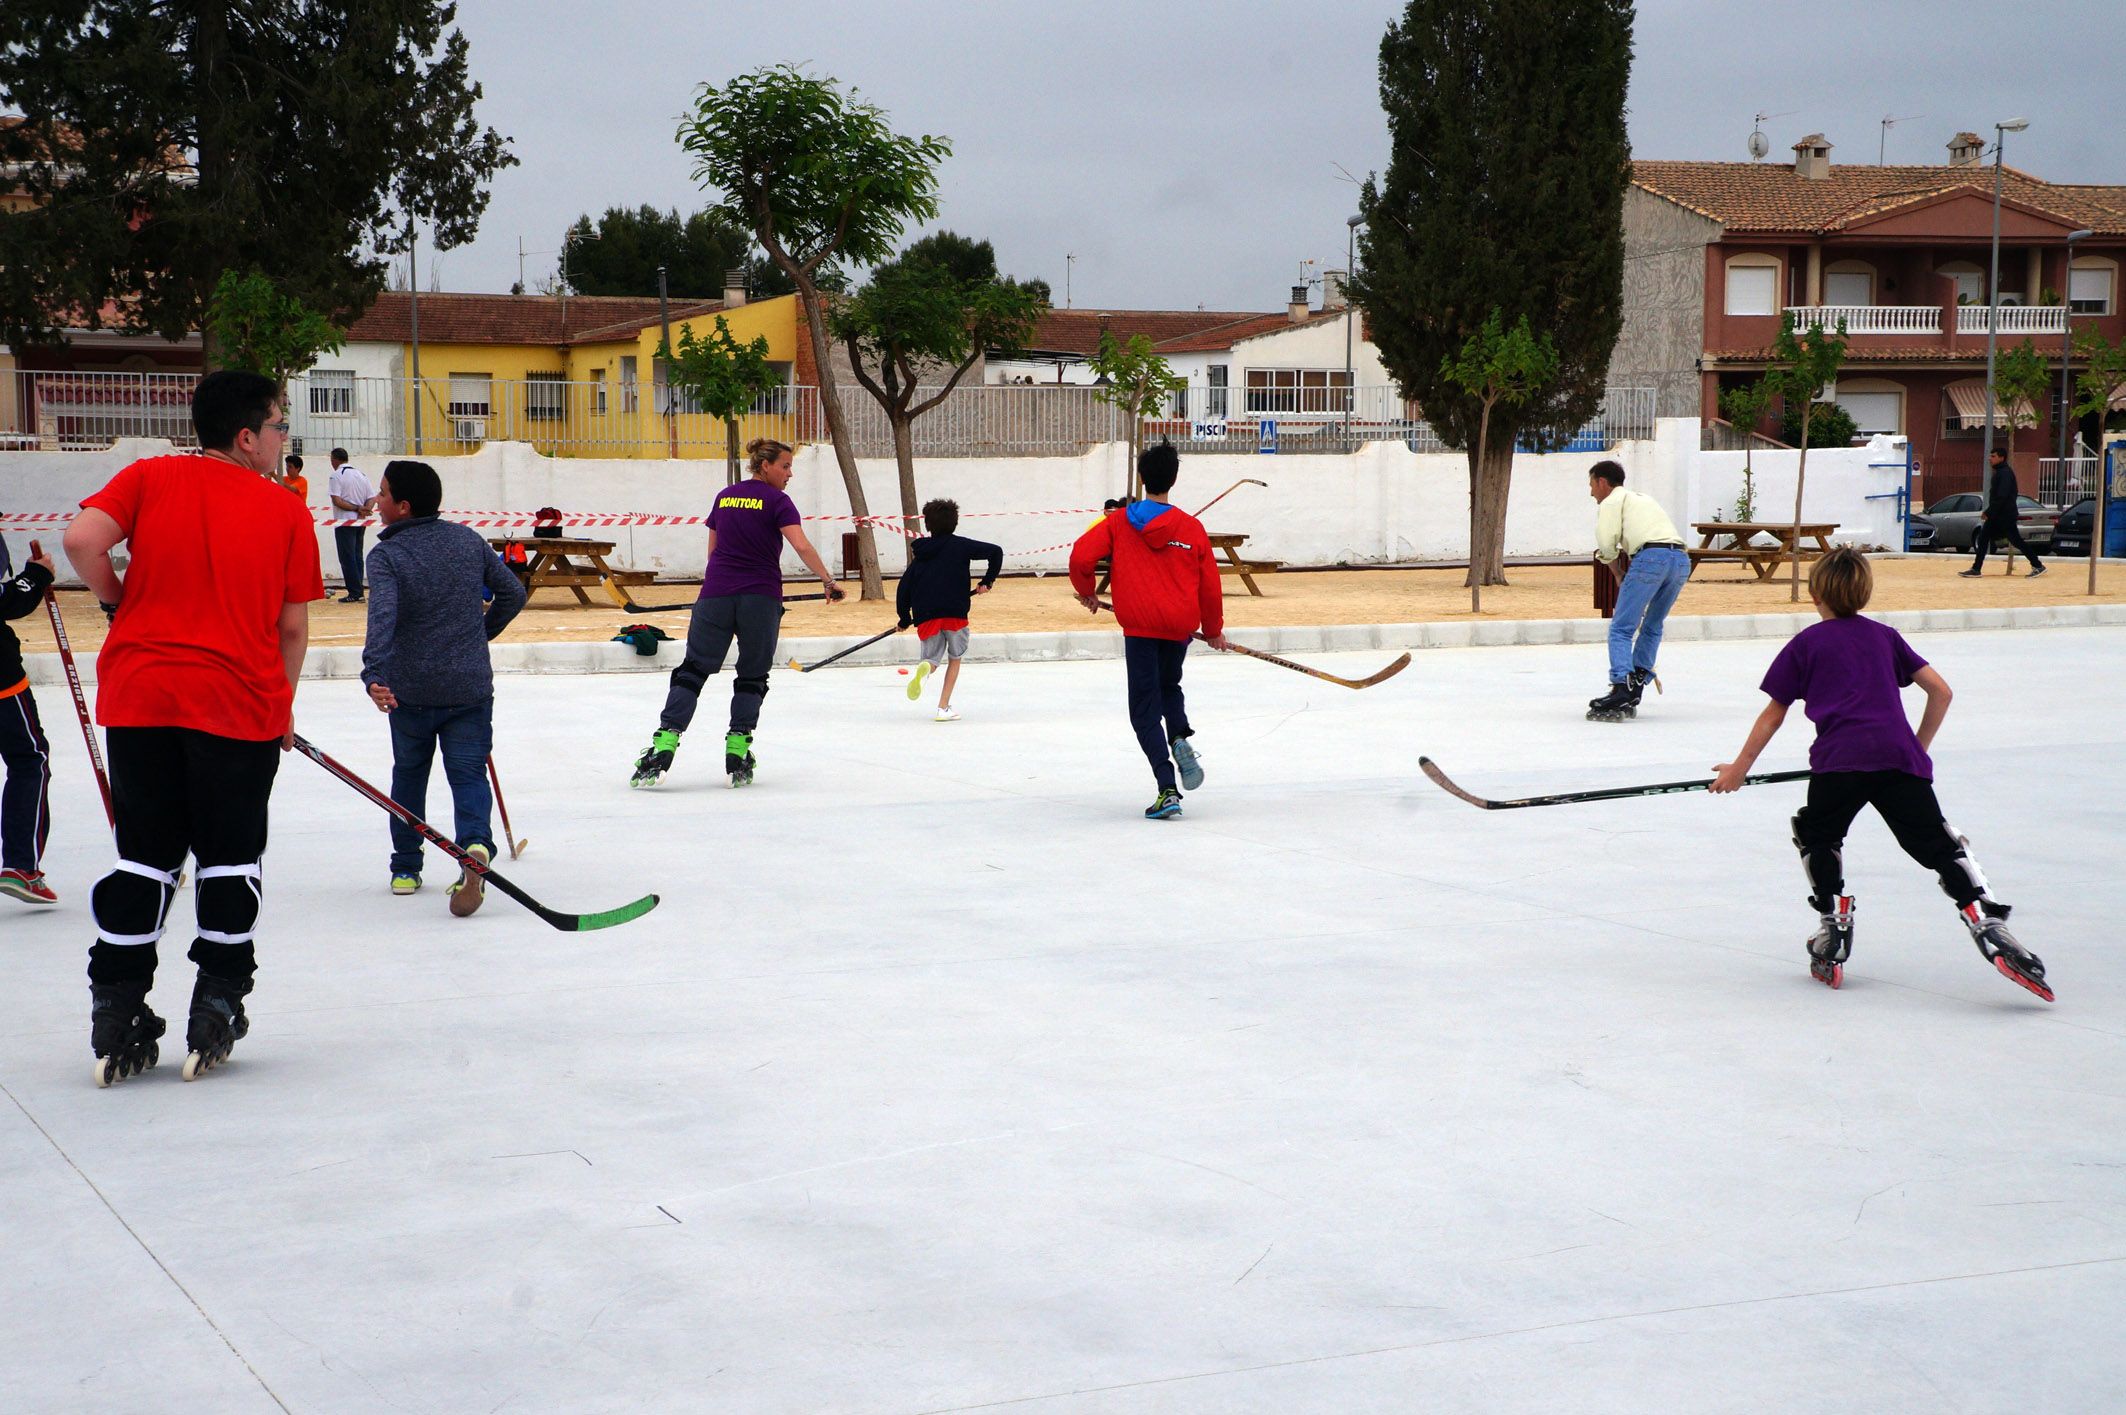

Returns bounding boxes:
[0,535,59,904]
[1709,546,2050,1000]
[895,498,1000,722]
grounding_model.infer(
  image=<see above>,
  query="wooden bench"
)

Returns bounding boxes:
[490,535,652,607]
[1689,522,1840,581]
[1208,532,1277,597]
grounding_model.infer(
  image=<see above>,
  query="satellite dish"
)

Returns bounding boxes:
[1748,128,1771,161]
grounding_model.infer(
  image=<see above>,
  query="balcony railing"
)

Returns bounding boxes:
[1784,305,1943,336]
[1955,304,2070,336]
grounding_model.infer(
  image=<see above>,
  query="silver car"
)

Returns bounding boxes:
[1922,493,2057,551]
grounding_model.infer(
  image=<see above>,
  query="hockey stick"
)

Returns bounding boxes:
[601,577,836,613]
[1095,600,1409,690]
[39,573,113,826]
[787,623,904,672]
[487,755,527,859]
[293,735,656,931]
[1193,477,1266,519]
[1418,755,1809,810]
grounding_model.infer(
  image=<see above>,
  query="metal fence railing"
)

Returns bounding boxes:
[2036,454,2101,507]
[2,370,1659,459]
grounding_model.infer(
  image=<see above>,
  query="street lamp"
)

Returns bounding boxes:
[1343,213,1364,449]
[1978,117,2029,496]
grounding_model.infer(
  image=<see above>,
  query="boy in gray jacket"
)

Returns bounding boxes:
[361,461,527,912]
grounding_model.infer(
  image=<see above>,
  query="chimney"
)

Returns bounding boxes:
[1323,269,1348,310]
[722,268,748,307]
[1947,131,1985,167]
[1288,283,1310,322]
[1791,133,1833,180]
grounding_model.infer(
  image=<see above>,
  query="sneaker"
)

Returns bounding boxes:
[2028,563,2048,578]
[0,868,57,905]
[391,873,422,895]
[934,706,961,722]
[339,593,364,603]
[447,843,491,918]
[1957,569,1982,578]
[907,661,932,701]
[1144,787,1183,820]
[1170,736,1204,791]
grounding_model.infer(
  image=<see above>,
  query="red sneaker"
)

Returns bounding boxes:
[0,869,58,905]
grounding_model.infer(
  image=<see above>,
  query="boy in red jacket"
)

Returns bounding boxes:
[1070,442,1229,818]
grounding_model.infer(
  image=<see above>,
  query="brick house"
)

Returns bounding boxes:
[1613,132,2126,497]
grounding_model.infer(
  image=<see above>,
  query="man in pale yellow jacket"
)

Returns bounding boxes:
[1589,459,1687,720]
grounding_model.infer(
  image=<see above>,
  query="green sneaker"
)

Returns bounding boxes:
[632,727,682,787]
[907,661,931,700]
[1144,788,1183,820]
[391,873,422,895]
[724,730,756,787]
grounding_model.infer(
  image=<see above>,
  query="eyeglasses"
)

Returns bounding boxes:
[261,420,292,435]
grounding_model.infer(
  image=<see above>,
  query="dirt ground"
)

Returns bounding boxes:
[18,553,2125,657]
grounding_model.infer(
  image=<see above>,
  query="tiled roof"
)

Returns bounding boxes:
[1631,160,2126,235]
[1154,312,1304,353]
[345,292,713,347]
[1014,308,1275,358]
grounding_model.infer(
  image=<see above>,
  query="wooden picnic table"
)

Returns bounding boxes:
[1689,521,1840,581]
[487,535,652,607]
[1094,531,1281,598]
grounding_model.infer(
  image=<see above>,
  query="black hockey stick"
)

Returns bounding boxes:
[1095,600,1409,690]
[787,623,904,672]
[1418,755,1809,810]
[293,735,657,931]
[601,578,838,614]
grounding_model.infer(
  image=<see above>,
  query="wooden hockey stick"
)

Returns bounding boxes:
[1095,600,1408,690]
[487,755,527,858]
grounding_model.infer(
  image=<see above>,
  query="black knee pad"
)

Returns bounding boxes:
[670,658,712,697]
[735,676,769,701]
[193,863,262,946]
[92,860,178,946]
[1791,812,1842,911]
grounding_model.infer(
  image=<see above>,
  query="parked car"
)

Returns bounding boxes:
[1905,511,1937,551]
[1921,493,2057,551]
[2049,497,2107,557]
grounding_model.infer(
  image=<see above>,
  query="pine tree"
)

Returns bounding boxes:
[1345,0,1632,588]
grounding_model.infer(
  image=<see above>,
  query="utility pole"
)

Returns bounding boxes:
[1065,253,1076,310]
[408,215,423,455]
[1980,118,2030,500]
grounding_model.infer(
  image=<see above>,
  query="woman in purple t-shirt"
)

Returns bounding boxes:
[1710,547,2050,999]
[631,438,842,787]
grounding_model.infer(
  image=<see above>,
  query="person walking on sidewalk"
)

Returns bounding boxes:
[63,370,326,1085]
[1961,446,2046,578]
[1589,459,1690,722]
[328,448,377,602]
[0,538,57,905]
[896,498,1002,722]
[1069,442,1229,819]
[360,461,527,913]
[631,438,842,788]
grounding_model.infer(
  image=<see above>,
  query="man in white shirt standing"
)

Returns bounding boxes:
[1589,459,1688,722]
[327,448,377,604]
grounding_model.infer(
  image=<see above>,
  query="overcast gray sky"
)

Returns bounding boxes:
[437,0,2122,308]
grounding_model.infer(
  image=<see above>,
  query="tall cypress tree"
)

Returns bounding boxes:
[1347,0,1632,588]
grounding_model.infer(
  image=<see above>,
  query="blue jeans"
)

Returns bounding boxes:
[1608,546,1690,683]
[387,698,494,877]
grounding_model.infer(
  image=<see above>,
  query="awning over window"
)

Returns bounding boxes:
[1944,379,2013,429]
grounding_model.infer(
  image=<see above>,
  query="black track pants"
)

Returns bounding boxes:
[1791,769,1988,912]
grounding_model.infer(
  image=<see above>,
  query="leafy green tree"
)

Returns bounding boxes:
[1344,0,1631,587]
[1991,338,2053,463]
[1777,400,1858,449]
[562,206,753,298]
[678,66,950,601]
[1718,378,1776,522]
[832,233,1048,532]
[0,2,513,362]
[1763,313,1849,601]
[1439,310,1557,609]
[663,315,780,485]
[206,270,345,395]
[1087,331,1185,495]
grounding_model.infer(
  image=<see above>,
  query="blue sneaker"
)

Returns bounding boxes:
[1170,737,1203,791]
[1144,788,1183,820]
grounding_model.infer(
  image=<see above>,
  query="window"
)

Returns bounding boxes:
[446,374,492,417]
[1207,364,1229,417]
[1938,262,1984,305]
[1724,256,1780,316]
[619,355,639,413]
[2068,262,2114,315]
[591,368,608,415]
[525,371,567,421]
[1243,367,1352,415]
[1822,268,1873,306]
[307,369,355,416]
[1834,378,1903,436]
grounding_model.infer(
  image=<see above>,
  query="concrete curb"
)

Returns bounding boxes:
[22,601,2125,687]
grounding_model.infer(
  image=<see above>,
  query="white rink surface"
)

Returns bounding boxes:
[2,627,2122,1415]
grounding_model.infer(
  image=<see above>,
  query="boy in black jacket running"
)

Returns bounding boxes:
[895,500,1001,721]
[0,536,58,904]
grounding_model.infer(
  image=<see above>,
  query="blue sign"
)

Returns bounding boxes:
[1258,419,1278,455]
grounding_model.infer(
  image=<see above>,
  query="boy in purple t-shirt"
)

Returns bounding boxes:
[631,438,842,788]
[1710,547,2050,999]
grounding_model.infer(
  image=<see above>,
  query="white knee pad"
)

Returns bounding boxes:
[92,859,179,946]
[194,862,263,945]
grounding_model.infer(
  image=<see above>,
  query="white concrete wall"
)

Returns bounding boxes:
[3,420,1708,584]
[1688,435,1913,549]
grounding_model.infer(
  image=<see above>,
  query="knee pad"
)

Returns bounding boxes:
[194,862,262,946]
[670,658,713,696]
[734,676,769,701]
[1937,822,1989,906]
[1791,812,1843,911]
[92,860,179,946]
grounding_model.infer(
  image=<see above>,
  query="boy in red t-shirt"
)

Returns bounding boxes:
[64,371,326,1085]
[1069,442,1229,819]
